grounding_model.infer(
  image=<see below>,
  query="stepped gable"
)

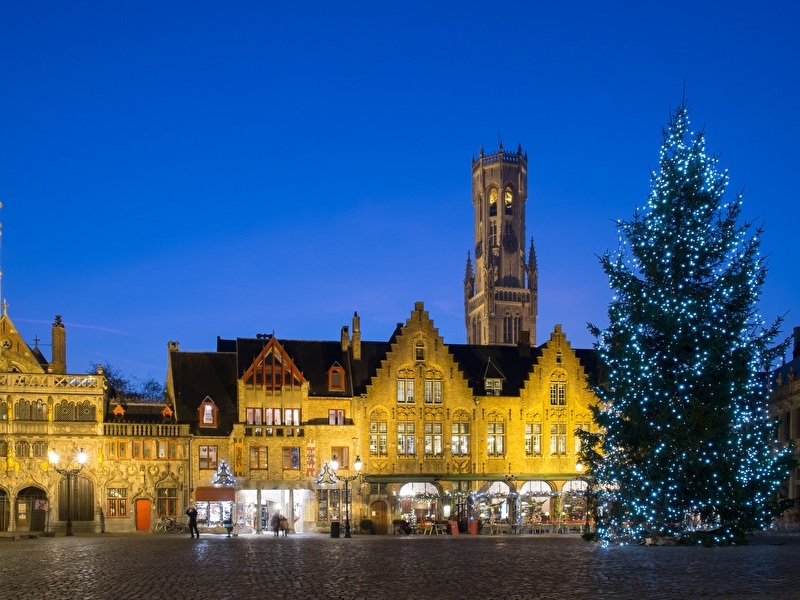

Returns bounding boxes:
[448,343,543,396]
[170,350,237,435]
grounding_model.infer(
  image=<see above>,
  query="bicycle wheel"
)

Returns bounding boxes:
[175,522,186,533]
[154,520,167,533]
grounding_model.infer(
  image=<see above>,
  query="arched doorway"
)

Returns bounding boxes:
[0,489,9,532]
[397,482,442,524]
[17,487,47,532]
[369,501,389,534]
[136,499,151,531]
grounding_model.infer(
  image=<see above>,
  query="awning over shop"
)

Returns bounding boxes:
[195,486,236,502]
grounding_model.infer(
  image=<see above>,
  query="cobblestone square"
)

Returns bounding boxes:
[1,532,798,599]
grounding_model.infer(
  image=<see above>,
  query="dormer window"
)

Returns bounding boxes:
[199,397,218,428]
[485,379,502,396]
[328,364,345,392]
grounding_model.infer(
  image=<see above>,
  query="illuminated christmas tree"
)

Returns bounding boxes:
[586,103,794,545]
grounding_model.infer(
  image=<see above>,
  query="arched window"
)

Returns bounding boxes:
[504,186,513,214]
[489,188,498,216]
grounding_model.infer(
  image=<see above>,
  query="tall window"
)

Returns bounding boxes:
[424,418,443,456]
[246,408,263,425]
[282,447,300,470]
[424,375,442,404]
[489,188,498,216]
[32,441,48,457]
[156,487,177,517]
[451,414,470,456]
[265,408,281,426]
[397,370,414,403]
[415,342,425,361]
[284,409,301,426]
[525,422,542,455]
[369,419,387,456]
[504,186,513,214]
[199,445,218,470]
[15,441,30,457]
[550,381,566,405]
[107,488,128,517]
[398,420,415,456]
[487,419,505,456]
[329,409,345,425]
[550,423,567,455]
[249,447,268,470]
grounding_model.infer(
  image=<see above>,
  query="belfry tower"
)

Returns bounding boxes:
[464,142,538,346]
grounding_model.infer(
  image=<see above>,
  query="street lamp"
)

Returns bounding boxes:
[49,448,88,536]
[331,455,362,538]
[576,461,590,535]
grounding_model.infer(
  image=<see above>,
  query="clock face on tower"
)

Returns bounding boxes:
[475,241,483,259]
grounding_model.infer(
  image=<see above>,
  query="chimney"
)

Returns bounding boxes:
[341,326,350,352]
[168,341,180,352]
[352,312,361,361]
[51,315,66,374]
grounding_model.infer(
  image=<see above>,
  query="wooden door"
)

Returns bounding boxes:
[136,499,151,531]
[370,501,389,534]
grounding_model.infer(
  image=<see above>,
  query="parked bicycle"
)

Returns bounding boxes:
[152,516,186,533]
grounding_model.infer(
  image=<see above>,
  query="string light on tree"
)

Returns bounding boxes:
[582,102,795,546]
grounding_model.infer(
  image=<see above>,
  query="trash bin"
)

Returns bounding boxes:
[331,521,341,538]
[468,520,479,535]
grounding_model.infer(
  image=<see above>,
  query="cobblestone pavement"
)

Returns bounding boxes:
[1,531,798,600]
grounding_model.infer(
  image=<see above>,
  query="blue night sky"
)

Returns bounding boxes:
[1,1,798,384]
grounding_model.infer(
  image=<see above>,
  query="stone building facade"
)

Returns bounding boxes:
[0,307,190,536]
[167,305,601,535]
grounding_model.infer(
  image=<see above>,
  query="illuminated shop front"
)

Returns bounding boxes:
[194,486,235,527]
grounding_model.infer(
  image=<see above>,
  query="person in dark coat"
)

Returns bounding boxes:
[186,505,199,538]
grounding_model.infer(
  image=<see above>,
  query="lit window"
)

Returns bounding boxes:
[156,487,177,517]
[550,382,566,405]
[329,409,345,425]
[487,419,505,456]
[424,419,443,456]
[107,488,128,517]
[451,415,470,456]
[398,421,415,456]
[199,445,218,470]
[397,370,415,403]
[525,422,542,455]
[369,419,388,456]
[249,447,268,470]
[550,424,567,455]
[282,447,300,470]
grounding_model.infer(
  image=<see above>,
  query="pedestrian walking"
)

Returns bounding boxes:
[186,505,199,538]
